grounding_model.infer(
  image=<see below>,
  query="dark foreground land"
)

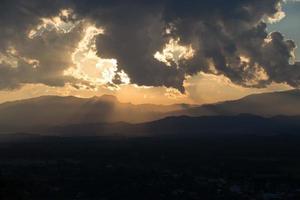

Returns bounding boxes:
[0,134,300,200]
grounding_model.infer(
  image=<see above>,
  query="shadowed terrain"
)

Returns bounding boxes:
[1,90,300,134]
[1,90,300,199]
[1,133,300,200]
[168,89,300,117]
[0,95,192,133]
[40,114,300,137]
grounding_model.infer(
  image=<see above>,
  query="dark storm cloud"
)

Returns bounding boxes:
[0,0,87,90]
[0,0,299,92]
[0,24,90,90]
[70,0,299,91]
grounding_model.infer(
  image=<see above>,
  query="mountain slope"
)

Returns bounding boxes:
[1,89,300,133]
[168,89,300,117]
[42,114,300,137]
[0,95,192,132]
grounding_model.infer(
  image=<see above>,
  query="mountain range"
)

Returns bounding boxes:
[46,114,300,137]
[169,89,300,117]
[1,89,300,134]
[0,94,192,132]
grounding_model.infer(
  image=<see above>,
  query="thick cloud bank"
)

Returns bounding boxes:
[0,0,299,92]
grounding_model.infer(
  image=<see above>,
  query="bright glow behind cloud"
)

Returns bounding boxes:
[65,25,120,88]
[28,9,79,39]
[154,38,195,67]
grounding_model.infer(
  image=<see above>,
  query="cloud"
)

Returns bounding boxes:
[0,0,299,93]
[70,0,299,92]
[0,1,89,90]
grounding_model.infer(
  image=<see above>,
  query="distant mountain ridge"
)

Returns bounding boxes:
[1,89,300,133]
[0,94,192,132]
[37,114,300,137]
[167,89,300,117]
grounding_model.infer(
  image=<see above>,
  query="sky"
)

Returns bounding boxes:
[0,0,299,105]
[269,0,300,58]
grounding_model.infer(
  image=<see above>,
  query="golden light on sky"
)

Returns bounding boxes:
[0,2,298,106]
[28,9,78,39]
[0,73,292,105]
[64,24,118,86]
[154,38,195,67]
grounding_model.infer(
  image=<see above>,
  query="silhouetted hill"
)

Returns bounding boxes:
[0,95,192,133]
[41,114,300,137]
[168,89,300,117]
[1,90,300,134]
